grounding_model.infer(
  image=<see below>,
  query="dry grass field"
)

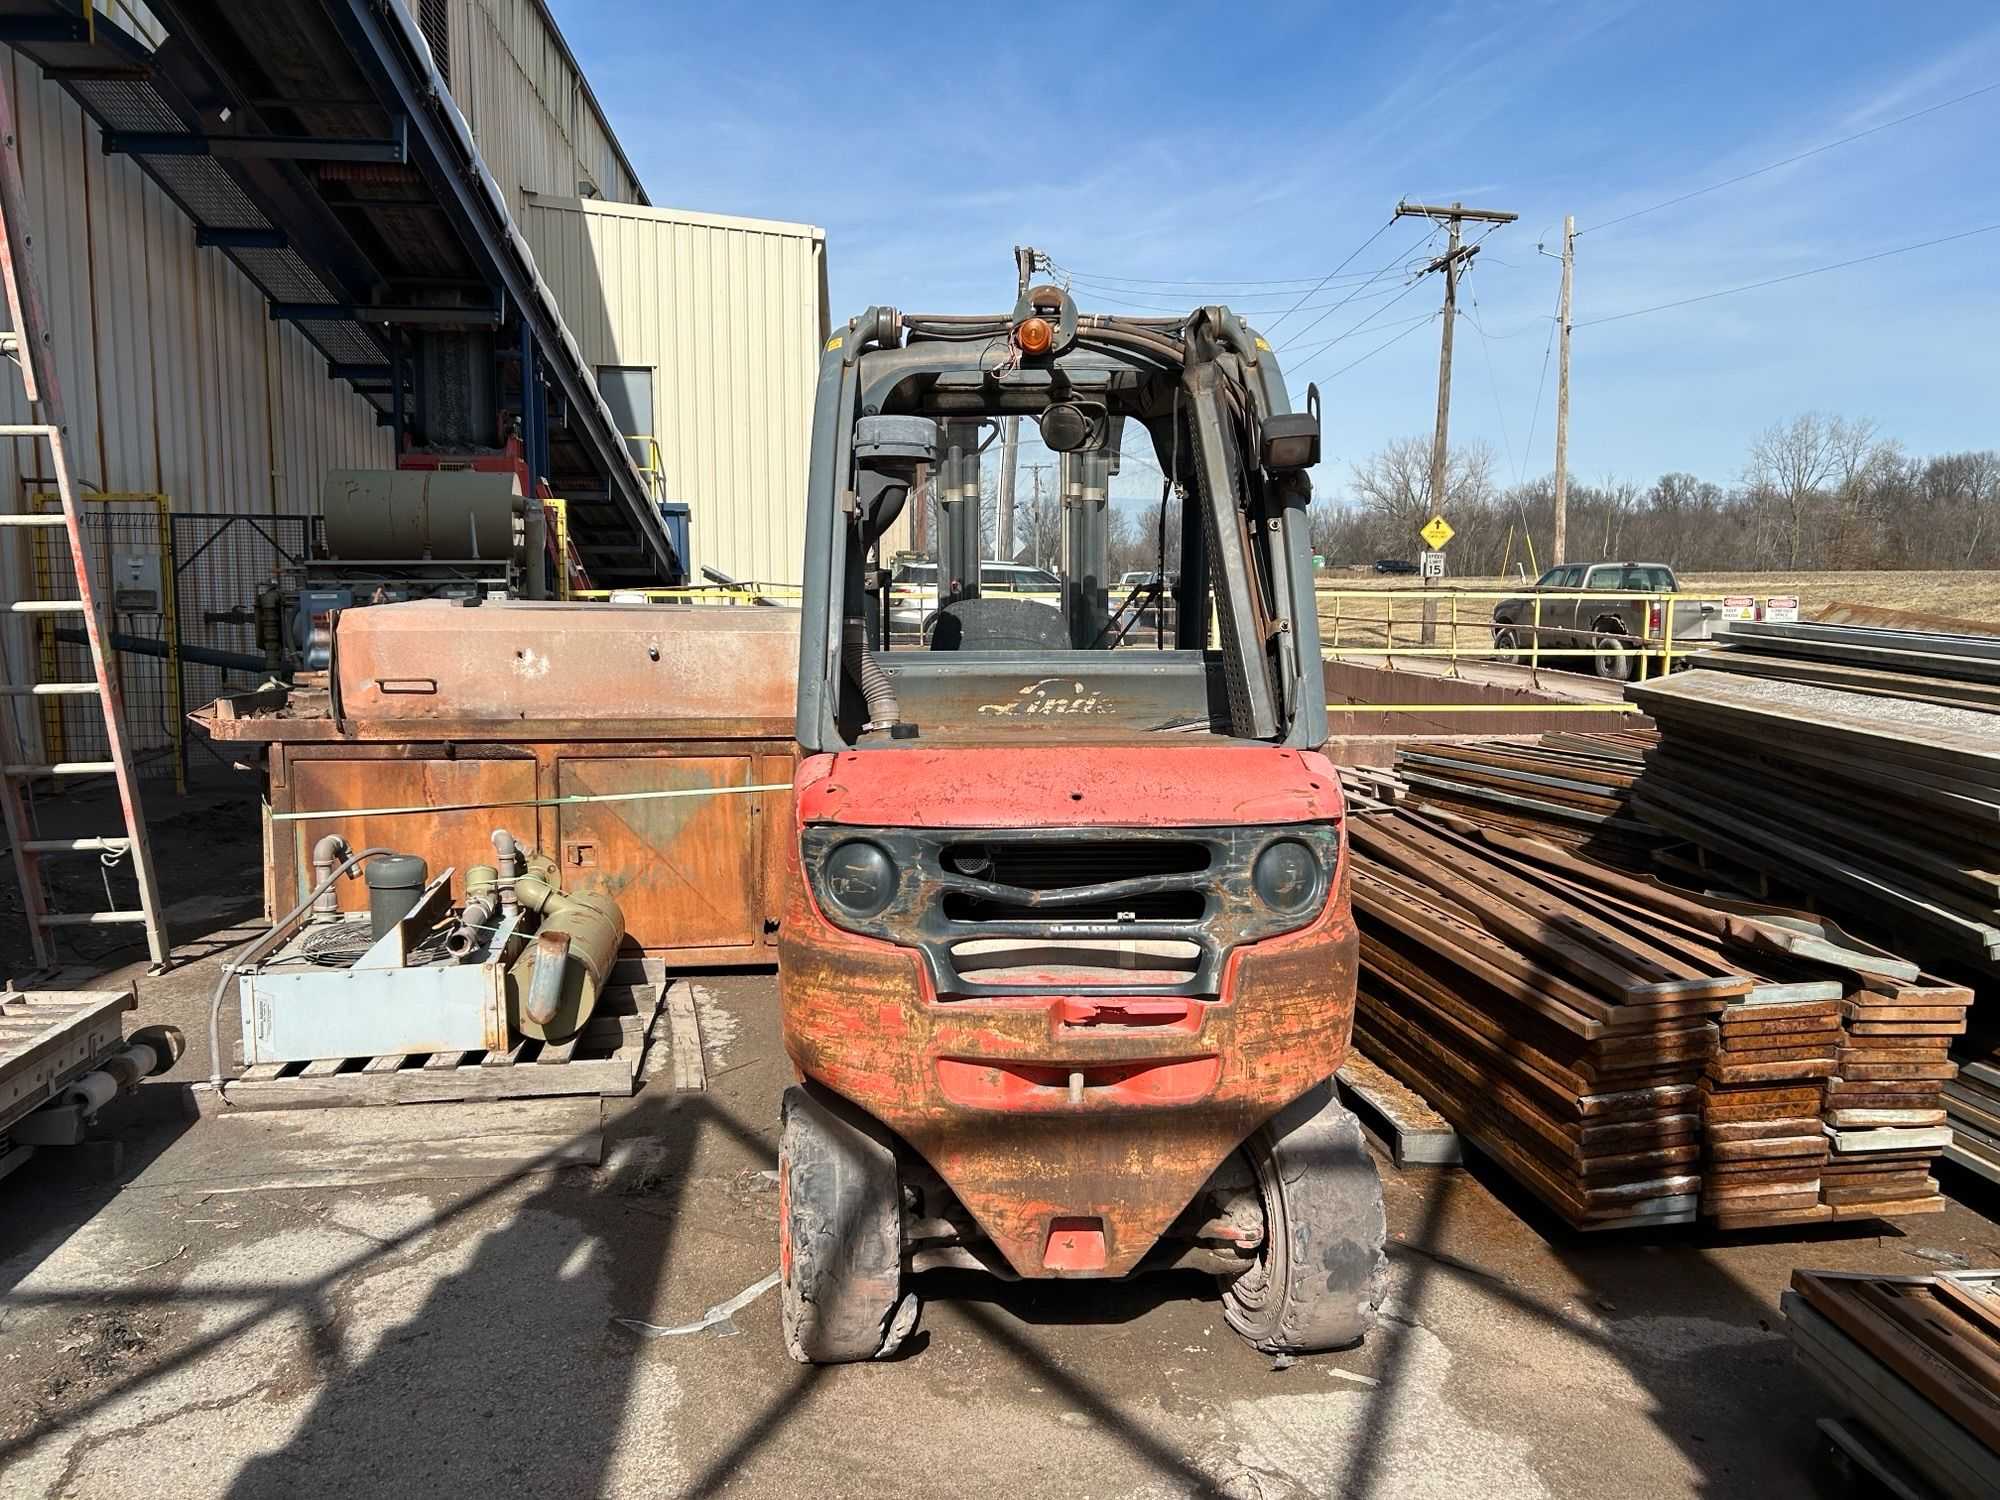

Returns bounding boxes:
[1312,568,2000,656]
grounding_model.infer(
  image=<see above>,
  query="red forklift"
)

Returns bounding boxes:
[778,273,1384,1361]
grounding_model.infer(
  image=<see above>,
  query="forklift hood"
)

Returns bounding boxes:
[796,744,1345,830]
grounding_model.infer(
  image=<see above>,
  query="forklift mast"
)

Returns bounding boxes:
[795,283,1328,750]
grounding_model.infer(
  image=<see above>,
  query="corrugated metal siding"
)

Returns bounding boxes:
[0,52,387,755]
[522,197,829,586]
[444,0,644,216]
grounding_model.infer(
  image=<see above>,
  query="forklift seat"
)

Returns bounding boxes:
[926,597,1071,652]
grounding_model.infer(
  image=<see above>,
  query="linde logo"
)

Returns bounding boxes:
[978,678,1115,716]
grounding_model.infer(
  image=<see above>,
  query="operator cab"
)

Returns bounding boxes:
[797,281,1328,748]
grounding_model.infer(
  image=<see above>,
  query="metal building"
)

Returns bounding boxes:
[0,0,828,774]
[522,195,830,586]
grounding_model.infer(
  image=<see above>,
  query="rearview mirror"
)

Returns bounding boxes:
[1038,402,1106,453]
[1260,384,1321,471]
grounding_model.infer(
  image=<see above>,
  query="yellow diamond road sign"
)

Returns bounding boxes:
[1420,515,1454,550]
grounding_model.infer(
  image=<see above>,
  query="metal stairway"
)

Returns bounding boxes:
[0,68,168,975]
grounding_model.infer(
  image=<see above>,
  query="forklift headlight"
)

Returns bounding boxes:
[822,840,898,918]
[1252,839,1322,914]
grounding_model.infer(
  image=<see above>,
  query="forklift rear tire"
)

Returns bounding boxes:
[1220,1081,1387,1354]
[778,1084,914,1364]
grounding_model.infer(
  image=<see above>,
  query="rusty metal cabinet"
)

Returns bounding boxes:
[555,754,764,951]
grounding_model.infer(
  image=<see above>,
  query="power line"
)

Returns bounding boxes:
[1043,266,1386,289]
[1067,278,1419,318]
[1274,225,1439,352]
[1517,275,1563,486]
[1319,311,1439,382]
[1281,277,1435,375]
[1265,216,1399,336]
[1575,221,2000,327]
[1579,79,2000,236]
[1468,280,1517,482]
[1059,268,1388,298]
[1279,307,1436,371]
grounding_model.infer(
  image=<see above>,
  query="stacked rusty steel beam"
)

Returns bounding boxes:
[1782,1268,2000,1499]
[1389,731,1664,863]
[1821,978,1968,1218]
[1349,810,1737,1229]
[1346,807,1964,1230]
[1701,998,1840,1228]
[1625,650,2000,978]
[1625,624,2000,1189]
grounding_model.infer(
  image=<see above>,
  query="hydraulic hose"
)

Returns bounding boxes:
[843,618,902,731]
[206,846,393,1099]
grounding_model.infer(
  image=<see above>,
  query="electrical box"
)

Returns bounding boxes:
[111,552,162,612]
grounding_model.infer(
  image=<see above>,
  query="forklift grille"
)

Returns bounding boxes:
[802,823,1340,1000]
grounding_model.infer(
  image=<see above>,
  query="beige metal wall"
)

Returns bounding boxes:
[0,49,390,755]
[521,196,830,586]
[444,0,646,216]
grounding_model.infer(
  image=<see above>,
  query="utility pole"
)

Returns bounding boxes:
[1395,199,1516,640]
[1024,463,1051,568]
[1552,213,1574,566]
[997,416,1018,560]
[997,246,1039,564]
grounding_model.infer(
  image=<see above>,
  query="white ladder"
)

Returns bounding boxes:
[0,70,168,974]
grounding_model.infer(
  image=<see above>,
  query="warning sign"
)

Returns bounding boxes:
[1419,515,1454,551]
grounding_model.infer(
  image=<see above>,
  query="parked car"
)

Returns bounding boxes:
[887,559,1062,632]
[1490,561,1721,680]
[1372,558,1419,575]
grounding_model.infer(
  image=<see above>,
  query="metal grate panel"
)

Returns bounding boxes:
[298,319,386,366]
[141,154,269,230]
[232,245,336,304]
[70,78,184,133]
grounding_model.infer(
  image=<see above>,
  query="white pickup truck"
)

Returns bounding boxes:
[1489,561,1721,680]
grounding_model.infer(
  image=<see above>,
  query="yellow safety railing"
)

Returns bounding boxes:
[30,490,184,791]
[1309,584,1785,717]
[1313,586,1740,669]
[541,497,573,600]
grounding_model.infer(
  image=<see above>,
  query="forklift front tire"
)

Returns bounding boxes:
[1219,1081,1387,1354]
[779,1084,914,1363]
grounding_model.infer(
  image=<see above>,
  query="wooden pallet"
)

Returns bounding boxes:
[1,989,134,1139]
[197,966,691,1114]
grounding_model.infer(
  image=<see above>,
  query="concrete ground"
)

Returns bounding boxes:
[7,774,2000,1498]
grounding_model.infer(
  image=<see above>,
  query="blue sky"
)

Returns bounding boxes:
[551,1,2000,504]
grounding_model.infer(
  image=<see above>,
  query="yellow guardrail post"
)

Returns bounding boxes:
[1662,593,1677,677]
[1529,594,1542,676]
[1448,593,1459,676]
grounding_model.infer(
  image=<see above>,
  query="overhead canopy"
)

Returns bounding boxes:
[0,0,680,584]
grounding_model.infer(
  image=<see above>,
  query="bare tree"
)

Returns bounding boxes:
[1745,412,1854,568]
[1348,435,1497,558]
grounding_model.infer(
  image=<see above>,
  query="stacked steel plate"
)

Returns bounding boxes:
[1389,731,1662,863]
[1624,620,1999,1186]
[1625,627,2000,977]
[1345,805,1963,1230]
[1701,998,1840,1227]
[1783,1267,2000,1499]
[1349,810,1735,1229]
